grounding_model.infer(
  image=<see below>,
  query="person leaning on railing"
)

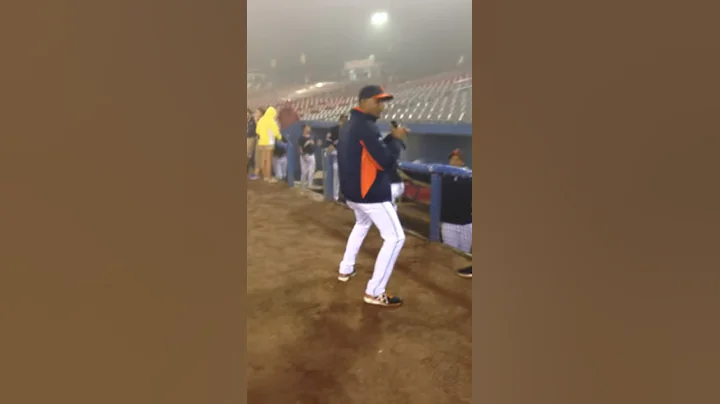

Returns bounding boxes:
[440,149,472,254]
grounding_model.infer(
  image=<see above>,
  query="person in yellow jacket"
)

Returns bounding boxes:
[254,106,283,182]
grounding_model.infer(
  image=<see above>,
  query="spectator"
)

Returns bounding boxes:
[298,123,316,188]
[440,149,472,253]
[325,114,347,200]
[277,101,300,131]
[273,134,288,180]
[383,122,409,210]
[247,108,258,180]
[254,106,283,183]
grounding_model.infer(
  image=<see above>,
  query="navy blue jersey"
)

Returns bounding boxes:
[337,108,399,203]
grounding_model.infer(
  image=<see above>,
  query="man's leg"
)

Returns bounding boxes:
[390,182,405,210]
[332,157,339,201]
[264,148,274,181]
[307,155,316,187]
[299,155,308,187]
[273,156,283,180]
[459,223,473,253]
[362,202,405,304]
[441,222,462,250]
[246,138,254,172]
[253,145,262,177]
[247,138,258,179]
[280,156,288,179]
[338,201,373,280]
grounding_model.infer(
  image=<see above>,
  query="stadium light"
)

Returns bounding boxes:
[370,11,388,26]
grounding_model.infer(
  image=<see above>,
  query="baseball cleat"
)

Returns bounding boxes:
[337,270,356,282]
[363,293,403,307]
[456,266,472,278]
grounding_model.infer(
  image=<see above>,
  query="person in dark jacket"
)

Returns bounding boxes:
[383,121,409,210]
[336,85,406,308]
[298,124,316,188]
[440,149,472,254]
[246,108,258,177]
[325,114,347,200]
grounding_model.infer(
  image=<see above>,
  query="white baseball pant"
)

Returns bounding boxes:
[339,201,406,297]
[441,222,473,253]
[327,150,339,200]
[273,156,287,180]
[390,182,405,210]
[332,160,340,200]
[300,154,316,188]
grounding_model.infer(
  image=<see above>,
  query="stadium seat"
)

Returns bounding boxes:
[249,72,472,125]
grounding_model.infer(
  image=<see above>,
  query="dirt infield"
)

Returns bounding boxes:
[247,181,472,403]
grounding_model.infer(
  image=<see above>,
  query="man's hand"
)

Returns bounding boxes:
[390,126,409,139]
[327,144,335,153]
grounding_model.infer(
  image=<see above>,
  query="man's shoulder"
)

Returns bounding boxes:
[348,118,378,132]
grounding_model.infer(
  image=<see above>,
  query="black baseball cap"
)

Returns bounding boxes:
[358,85,393,101]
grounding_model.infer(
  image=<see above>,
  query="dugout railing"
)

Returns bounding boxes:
[320,153,472,242]
[275,130,472,245]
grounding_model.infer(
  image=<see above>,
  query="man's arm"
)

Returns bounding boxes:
[383,136,405,161]
[359,128,396,171]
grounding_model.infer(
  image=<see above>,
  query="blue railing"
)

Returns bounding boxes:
[306,120,472,136]
[322,153,472,242]
[277,121,472,243]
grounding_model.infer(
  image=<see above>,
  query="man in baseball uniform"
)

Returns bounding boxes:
[337,85,406,307]
[384,121,408,210]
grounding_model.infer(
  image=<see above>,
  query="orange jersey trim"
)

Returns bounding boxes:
[359,140,384,198]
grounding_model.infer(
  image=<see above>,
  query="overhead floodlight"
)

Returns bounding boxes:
[371,12,388,26]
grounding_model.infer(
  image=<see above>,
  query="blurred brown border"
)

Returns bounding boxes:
[474,1,720,403]
[1,1,247,403]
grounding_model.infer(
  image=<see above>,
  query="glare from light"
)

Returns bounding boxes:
[371,12,388,26]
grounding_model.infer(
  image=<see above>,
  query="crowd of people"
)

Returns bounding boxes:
[246,91,472,279]
[246,105,347,191]
[246,103,298,184]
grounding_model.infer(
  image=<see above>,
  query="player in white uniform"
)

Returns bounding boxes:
[336,85,406,307]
